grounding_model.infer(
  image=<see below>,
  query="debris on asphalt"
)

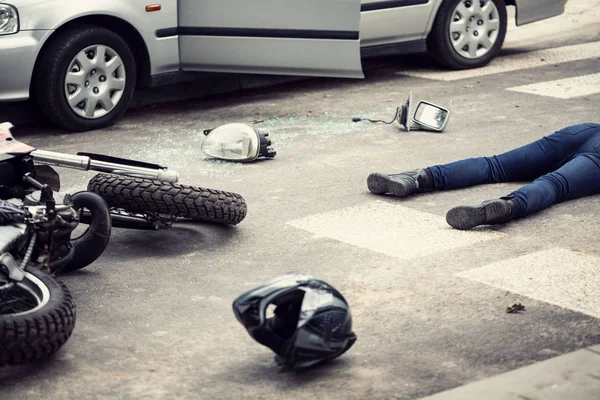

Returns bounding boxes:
[201,123,276,162]
[506,303,526,313]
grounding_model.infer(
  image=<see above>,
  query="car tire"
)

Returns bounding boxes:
[427,0,507,70]
[35,25,137,132]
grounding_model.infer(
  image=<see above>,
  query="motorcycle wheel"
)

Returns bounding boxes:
[0,267,76,366]
[87,174,247,225]
[60,191,112,273]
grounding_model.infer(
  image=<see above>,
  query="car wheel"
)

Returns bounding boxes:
[35,26,136,132]
[427,0,507,70]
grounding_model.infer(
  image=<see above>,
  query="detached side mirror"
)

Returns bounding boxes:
[412,101,450,132]
[398,92,450,132]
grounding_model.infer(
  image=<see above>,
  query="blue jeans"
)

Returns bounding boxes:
[427,123,600,217]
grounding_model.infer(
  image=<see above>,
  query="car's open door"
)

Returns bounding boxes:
[514,0,568,26]
[176,0,364,79]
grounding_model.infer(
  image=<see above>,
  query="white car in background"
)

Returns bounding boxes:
[0,0,567,132]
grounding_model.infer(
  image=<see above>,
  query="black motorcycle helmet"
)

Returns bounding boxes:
[233,273,357,370]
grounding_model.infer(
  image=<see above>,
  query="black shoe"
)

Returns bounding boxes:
[446,198,521,230]
[367,169,434,198]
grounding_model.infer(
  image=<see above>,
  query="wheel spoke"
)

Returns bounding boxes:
[11,296,36,308]
[95,45,107,65]
[2,295,36,311]
[450,19,467,33]
[472,0,482,12]
[84,98,98,118]
[76,52,93,71]
[65,71,85,87]
[453,33,469,50]
[455,2,470,17]
[98,92,114,110]
[468,40,479,57]
[480,35,493,49]
[109,78,125,91]
[487,18,500,31]
[106,56,123,75]
[481,0,494,15]
[68,89,86,108]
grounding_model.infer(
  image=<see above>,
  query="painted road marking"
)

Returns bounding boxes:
[457,247,600,318]
[507,72,600,99]
[287,201,503,260]
[396,41,600,81]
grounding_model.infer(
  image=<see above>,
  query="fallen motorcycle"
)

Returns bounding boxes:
[22,126,248,230]
[0,123,112,366]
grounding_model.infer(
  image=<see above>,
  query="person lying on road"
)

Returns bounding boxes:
[367,122,600,230]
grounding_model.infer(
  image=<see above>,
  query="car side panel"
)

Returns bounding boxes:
[514,0,568,26]
[360,0,438,47]
[11,0,180,76]
[0,30,51,101]
[177,0,364,79]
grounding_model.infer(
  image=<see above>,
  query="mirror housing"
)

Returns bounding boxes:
[398,92,450,132]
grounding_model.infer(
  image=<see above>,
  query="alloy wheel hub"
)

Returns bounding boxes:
[64,44,126,119]
[449,0,500,60]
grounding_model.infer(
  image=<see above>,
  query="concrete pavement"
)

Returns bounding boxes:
[419,345,600,400]
[1,2,600,399]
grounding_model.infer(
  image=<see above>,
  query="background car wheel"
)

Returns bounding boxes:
[35,25,137,132]
[427,0,507,70]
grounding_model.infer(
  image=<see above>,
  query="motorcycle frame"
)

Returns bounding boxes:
[1,122,180,230]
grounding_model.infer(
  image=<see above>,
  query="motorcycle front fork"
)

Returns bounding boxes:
[80,209,174,231]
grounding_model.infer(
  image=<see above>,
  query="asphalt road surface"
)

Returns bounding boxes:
[1,2,600,399]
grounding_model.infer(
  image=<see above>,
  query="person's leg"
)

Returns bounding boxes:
[512,153,600,217]
[446,152,600,230]
[430,123,600,190]
[367,168,434,197]
[368,123,600,197]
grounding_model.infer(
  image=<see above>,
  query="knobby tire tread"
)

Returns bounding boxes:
[0,268,76,366]
[88,174,247,225]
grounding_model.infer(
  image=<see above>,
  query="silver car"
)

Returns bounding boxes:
[0,0,567,131]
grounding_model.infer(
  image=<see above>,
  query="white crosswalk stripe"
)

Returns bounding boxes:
[457,247,600,318]
[507,72,600,99]
[287,201,503,260]
[395,41,600,82]
[288,202,600,318]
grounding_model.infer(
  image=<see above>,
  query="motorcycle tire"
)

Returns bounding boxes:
[0,267,76,366]
[87,174,247,225]
[61,191,112,272]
